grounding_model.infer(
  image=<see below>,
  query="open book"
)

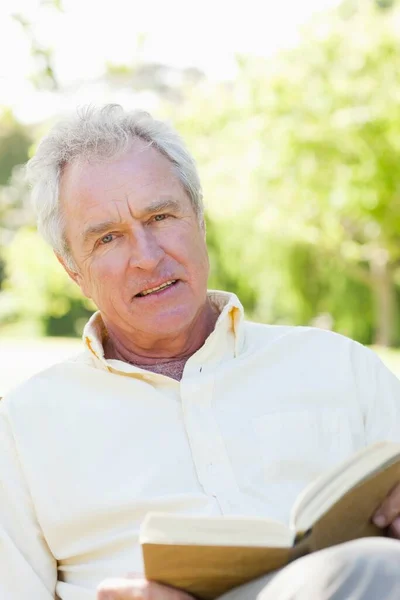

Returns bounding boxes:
[140,442,400,599]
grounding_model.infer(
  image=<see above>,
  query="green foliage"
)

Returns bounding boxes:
[260,0,400,344]
[11,0,62,91]
[375,0,396,9]
[0,229,94,337]
[0,110,32,185]
[206,215,258,313]
[0,113,34,299]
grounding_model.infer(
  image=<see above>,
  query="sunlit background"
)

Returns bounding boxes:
[1,0,400,395]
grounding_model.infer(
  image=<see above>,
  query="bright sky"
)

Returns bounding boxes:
[0,0,340,123]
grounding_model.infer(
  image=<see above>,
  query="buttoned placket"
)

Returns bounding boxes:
[177,313,243,515]
[83,293,246,514]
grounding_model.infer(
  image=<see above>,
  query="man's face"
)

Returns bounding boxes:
[59,140,210,346]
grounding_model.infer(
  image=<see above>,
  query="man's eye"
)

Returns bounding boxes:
[153,214,168,222]
[100,233,114,244]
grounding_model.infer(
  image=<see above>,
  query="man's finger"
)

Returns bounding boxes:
[373,482,400,527]
[97,577,146,599]
[388,516,400,539]
[97,577,193,600]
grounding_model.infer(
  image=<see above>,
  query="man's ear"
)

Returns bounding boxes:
[200,217,207,237]
[55,252,91,299]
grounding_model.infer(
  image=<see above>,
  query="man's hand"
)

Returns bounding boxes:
[97,576,195,600]
[373,482,400,538]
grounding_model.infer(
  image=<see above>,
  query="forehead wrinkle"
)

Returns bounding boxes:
[102,157,176,195]
[115,198,123,222]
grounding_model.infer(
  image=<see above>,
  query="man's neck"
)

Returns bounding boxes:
[129,356,188,381]
[103,300,219,377]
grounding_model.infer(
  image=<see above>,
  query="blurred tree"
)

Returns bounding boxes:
[257,0,400,345]
[375,0,396,9]
[0,110,32,185]
[106,60,204,103]
[0,165,33,248]
[11,0,63,90]
[0,228,94,336]
[0,0,61,291]
[0,113,33,292]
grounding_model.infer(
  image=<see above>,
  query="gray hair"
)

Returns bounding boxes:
[26,104,203,269]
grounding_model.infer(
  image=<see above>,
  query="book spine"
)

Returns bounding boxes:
[291,529,313,562]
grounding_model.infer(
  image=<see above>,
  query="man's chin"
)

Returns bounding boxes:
[138,315,190,338]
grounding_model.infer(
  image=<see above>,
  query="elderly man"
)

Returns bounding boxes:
[1,104,400,600]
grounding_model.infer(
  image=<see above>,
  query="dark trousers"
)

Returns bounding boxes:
[218,538,400,599]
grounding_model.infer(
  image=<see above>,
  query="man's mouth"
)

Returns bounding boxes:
[136,280,177,297]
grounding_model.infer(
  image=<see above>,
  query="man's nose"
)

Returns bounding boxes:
[128,228,164,271]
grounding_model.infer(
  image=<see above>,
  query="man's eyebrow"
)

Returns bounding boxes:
[140,198,181,215]
[82,221,119,245]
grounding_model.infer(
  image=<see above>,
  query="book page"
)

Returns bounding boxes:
[309,459,400,551]
[290,441,400,534]
[140,512,295,548]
